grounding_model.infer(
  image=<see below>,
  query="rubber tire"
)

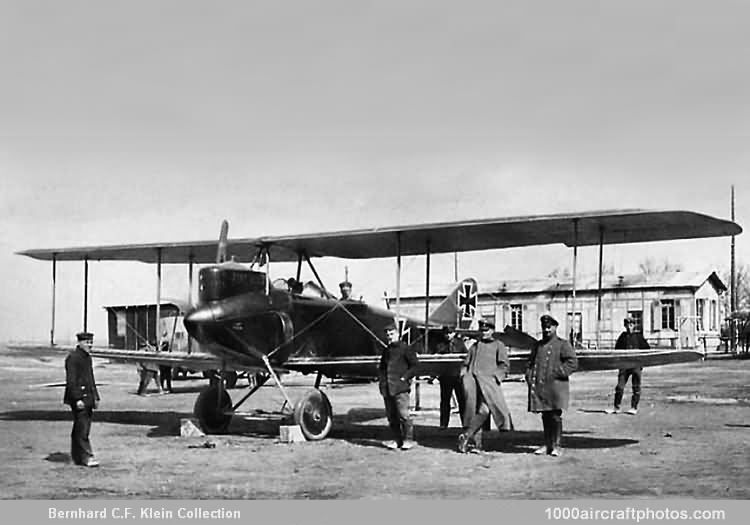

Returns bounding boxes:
[224,371,238,389]
[193,385,232,434]
[293,389,333,441]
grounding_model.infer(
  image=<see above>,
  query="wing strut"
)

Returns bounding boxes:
[50,254,57,345]
[188,255,194,354]
[83,257,89,332]
[395,232,402,332]
[156,248,162,344]
[596,226,604,349]
[570,219,579,345]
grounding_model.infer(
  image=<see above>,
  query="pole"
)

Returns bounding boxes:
[731,185,736,353]
[83,258,89,332]
[454,252,459,326]
[424,240,431,352]
[51,255,57,345]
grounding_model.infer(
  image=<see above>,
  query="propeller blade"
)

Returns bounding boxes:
[216,220,229,264]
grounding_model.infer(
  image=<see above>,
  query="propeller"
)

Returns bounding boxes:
[216,219,229,264]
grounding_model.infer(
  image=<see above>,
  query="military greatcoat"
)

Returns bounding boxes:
[461,338,513,430]
[526,334,577,412]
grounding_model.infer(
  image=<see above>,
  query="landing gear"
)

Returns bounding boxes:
[193,384,233,434]
[294,388,333,441]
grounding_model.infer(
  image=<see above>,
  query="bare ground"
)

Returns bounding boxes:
[1,345,748,499]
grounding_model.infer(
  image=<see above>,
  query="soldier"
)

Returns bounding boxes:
[457,320,513,453]
[526,315,578,457]
[436,327,467,429]
[64,332,100,467]
[378,323,420,450]
[339,280,353,300]
[606,317,650,415]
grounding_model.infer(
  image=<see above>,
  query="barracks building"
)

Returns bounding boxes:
[394,271,727,352]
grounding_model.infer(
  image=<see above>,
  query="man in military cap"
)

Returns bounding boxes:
[378,322,420,450]
[64,332,100,467]
[457,319,513,453]
[339,280,354,300]
[526,314,577,457]
[606,316,650,415]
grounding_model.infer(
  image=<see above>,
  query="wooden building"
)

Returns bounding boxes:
[104,301,187,350]
[393,271,727,351]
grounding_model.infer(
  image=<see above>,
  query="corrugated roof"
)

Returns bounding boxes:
[395,271,725,299]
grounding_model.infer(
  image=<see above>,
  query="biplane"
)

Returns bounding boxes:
[14,209,741,440]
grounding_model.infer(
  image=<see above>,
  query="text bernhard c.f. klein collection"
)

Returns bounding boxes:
[49,506,241,520]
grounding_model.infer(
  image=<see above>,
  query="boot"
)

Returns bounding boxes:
[470,430,483,454]
[550,418,562,457]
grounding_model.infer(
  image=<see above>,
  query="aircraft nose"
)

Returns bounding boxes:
[183,305,218,336]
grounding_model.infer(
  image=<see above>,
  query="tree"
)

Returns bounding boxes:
[719,263,750,313]
[638,257,684,276]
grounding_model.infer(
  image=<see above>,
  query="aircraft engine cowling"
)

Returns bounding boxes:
[184,291,293,363]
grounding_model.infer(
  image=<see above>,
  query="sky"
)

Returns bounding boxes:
[1,0,749,343]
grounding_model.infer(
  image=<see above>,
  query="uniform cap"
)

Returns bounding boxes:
[478,319,495,330]
[76,331,94,342]
[540,314,559,327]
[339,281,352,289]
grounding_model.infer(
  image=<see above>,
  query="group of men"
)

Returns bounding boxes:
[377,313,648,456]
[63,313,647,467]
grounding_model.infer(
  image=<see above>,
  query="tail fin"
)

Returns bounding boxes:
[429,278,478,329]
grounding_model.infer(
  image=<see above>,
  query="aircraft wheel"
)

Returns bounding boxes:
[293,389,333,441]
[193,385,232,434]
[224,370,238,389]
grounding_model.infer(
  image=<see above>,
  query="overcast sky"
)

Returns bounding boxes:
[2,1,749,342]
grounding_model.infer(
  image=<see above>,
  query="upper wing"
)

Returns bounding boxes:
[17,209,741,263]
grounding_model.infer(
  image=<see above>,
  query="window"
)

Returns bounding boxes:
[116,312,127,337]
[710,300,717,330]
[510,304,523,331]
[696,299,705,331]
[566,312,582,345]
[628,310,643,333]
[661,300,675,330]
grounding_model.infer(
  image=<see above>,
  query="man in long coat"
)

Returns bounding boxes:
[457,319,513,453]
[64,331,100,467]
[378,323,420,450]
[606,317,650,415]
[526,314,577,457]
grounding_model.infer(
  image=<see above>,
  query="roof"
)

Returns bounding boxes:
[17,209,741,264]
[395,271,727,299]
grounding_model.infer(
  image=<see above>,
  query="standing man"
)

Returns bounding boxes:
[339,280,353,300]
[606,317,650,415]
[436,328,467,429]
[378,323,420,450]
[526,315,577,457]
[64,332,100,467]
[158,332,173,394]
[457,320,513,453]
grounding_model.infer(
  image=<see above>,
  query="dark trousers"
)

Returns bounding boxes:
[383,392,413,446]
[541,409,563,453]
[438,375,465,428]
[614,367,642,409]
[137,369,160,395]
[465,387,491,449]
[70,407,94,465]
[462,375,493,432]
[159,366,172,392]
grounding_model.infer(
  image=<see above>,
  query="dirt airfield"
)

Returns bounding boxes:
[1,344,748,499]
